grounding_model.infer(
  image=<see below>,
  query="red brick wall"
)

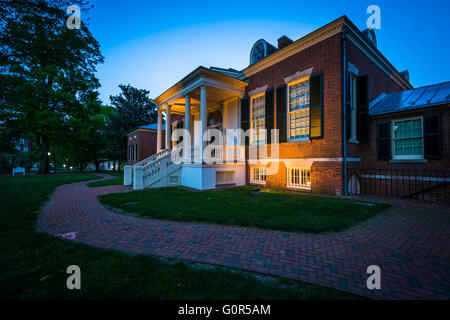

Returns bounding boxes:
[126,115,185,165]
[246,33,344,194]
[360,106,450,170]
[345,39,407,160]
[127,129,163,165]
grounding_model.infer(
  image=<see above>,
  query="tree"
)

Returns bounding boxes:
[102,85,158,162]
[0,0,104,173]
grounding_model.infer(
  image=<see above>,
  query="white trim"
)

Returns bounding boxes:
[250,93,266,145]
[248,85,268,97]
[250,166,267,185]
[286,167,311,190]
[391,116,424,161]
[284,67,313,84]
[287,78,311,142]
[248,157,361,165]
[347,62,359,75]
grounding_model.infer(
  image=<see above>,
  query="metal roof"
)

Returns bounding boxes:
[136,123,165,131]
[370,81,450,116]
[128,123,165,134]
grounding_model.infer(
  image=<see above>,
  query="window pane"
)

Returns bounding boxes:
[393,119,423,158]
[289,80,310,140]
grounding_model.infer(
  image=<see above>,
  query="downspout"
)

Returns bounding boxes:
[342,30,348,196]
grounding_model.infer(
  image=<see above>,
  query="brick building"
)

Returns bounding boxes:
[125,16,449,198]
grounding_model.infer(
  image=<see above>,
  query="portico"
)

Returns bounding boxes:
[127,66,248,190]
[154,66,248,165]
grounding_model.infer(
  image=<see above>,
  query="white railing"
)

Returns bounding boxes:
[124,149,170,187]
[133,150,182,189]
[124,145,246,188]
[134,149,170,167]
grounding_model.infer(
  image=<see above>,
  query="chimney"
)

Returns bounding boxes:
[277,35,293,50]
[400,70,410,82]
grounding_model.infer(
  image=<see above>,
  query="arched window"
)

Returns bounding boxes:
[250,40,267,65]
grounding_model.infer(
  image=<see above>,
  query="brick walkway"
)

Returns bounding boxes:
[37,174,450,300]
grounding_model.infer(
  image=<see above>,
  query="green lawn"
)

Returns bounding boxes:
[87,171,123,188]
[99,187,389,233]
[0,174,359,299]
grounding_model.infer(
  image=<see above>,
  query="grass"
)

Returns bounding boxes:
[99,187,390,233]
[86,171,123,188]
[0,174,359,299]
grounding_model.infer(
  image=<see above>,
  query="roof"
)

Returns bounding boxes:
[241,16,412,90]
[129,123,165,134]
[209,66,243,78]
[369,81,450,116]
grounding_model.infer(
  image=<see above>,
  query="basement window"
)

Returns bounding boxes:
[250,167,266,184]
[287,167,311,190]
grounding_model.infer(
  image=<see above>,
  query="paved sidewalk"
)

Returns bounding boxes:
[37,174,450,300]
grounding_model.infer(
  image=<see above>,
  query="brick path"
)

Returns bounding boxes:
[37,174,450,300]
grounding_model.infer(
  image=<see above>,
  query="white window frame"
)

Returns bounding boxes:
[250,93,266,145]
[287,167,311,190]
[287,77,311,142]
[391,116,424,160]
[250,167,266,185]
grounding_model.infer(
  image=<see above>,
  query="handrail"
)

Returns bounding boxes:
[134,149,169,167]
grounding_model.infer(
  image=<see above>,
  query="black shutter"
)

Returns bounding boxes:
[309,72,323,139]
[376,121,391,160]
[240,96,250,146]
[240,96,250,132]
[356,75,369,142]
[346,71,352,140]
[276,84,287,143]
[265,88,274,143]
[424,114,442,159]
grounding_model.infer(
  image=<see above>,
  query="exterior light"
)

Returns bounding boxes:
[48,152,51,156]
[70,166,73,170]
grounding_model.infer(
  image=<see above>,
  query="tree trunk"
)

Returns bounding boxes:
[37,136,50,174]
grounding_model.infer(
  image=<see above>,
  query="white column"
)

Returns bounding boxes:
[200,86,207,163]
[184,95,191,162]
[165,105,171,150]
[157,108,162,152]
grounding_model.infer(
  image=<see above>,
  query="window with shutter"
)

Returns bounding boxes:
[392,117,424,160]
[288,79,310,141]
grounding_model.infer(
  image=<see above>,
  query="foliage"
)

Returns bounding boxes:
[102,85,158,162]
[0,0,104,173]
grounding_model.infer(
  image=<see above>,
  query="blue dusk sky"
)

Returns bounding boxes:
[86,0,450,104]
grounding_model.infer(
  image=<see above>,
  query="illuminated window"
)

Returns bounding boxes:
[288,80,310,140]
[251,167,266,184]
[287,168,311,189]
[251,94,265,144]
[392,117,423,160]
